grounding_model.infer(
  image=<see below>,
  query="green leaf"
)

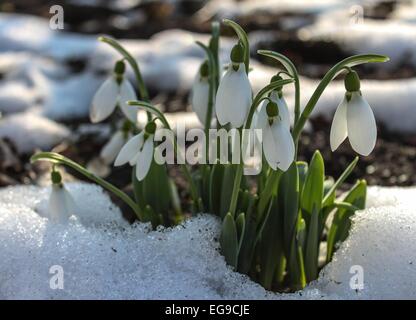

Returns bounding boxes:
[258,198,284,290]
[141,160,171,218]
[326,180,367,262]
[304,205,320,282]
[301,151,324,223]
[279,162,299,256]
[220,212,239,268]
[323,156,358,207]
[209,163,225,215]
[235,212,246,253]
[220,164,238,218]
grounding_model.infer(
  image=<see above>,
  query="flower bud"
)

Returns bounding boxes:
[230,42,244,64]
[51,170,62,185]
[344,70,360,92]
[114,60,126,75]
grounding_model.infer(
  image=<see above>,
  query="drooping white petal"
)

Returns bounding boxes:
[215,63,252,128]
[119,79,138,123]
[191,75,211,125]
[135,137,154,181]
[114,132,144,166]
[100,131,130,165]
[263,120,295,171]
[90,77,119,123]
[347,92,377,156]
[47,184,75,223]
[330,96,348,152]
[270,91,291,129]
[254,102,269,130]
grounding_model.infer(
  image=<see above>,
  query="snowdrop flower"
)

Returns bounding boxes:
[47,170,75,224]
[100,130,132,165]
[255,100,295,171]
[191,61,213,125]
[90,60,138,123]
[215,42,252,128]
[330,70,377,156]
[114,121,156,181]
[258,75,290,129]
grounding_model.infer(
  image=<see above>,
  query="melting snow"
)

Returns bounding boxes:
[0,182,415,299]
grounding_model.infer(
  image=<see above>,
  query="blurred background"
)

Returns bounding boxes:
[0,0,415,198]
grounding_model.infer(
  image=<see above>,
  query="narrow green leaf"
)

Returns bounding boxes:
[326,180,367,262]
[323,156,358,207]
[209,163,224,215]
[235,212,246,253]
[220,212,239,268]
[279,162,299,256]
[304,205,320,282]
[301,151,324,224]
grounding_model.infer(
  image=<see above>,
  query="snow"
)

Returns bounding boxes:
[0,182,415,299]
[0,112,70,154]
[299,8,416,67]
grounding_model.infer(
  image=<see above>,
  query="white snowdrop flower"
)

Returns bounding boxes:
[47,171,75,224]
[330,71,377,156]
[90,60,138,123]
[100,130,132,165]
[215,43,252,128]
[114,122,156,181]
[191,61,212,125]
[255,100,295,171]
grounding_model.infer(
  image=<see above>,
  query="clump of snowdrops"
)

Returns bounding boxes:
[31,20,388,291]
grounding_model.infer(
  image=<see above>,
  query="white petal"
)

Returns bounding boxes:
[119,79,138,123]
[191,76,210,125]
[270,92,291,129]
[90,77,118,123]
[263,121,295,171]
[330,96,348,151]
[254,101,269,130]
[135,137,154,181]
[347,92,377,156]
[47,185,74,223]
[100,131,129,165]
[215,63,252,128]
[114,132,144,166]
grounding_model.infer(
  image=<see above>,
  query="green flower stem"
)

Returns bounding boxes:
[223,19,250,74]
[195,41,216,160]
[209,21,221,89]
[257,169,282,218]
[30,152,143,220]
[98,36,151,120]
[228,78,294,217]
[291,54,389,143]
[128,101,203,211]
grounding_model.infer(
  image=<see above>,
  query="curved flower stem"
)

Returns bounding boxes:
[291,54,389,143]
[228,78,294,217]
[223,19,250,74]
[128,100,203,211]
[99,36,151,121]
[30,152,143,220]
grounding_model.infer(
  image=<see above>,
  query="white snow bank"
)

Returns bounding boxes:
[299,9,416,67]
[0,13,97,60]
[0,182,415,299]
[0,112,70,153]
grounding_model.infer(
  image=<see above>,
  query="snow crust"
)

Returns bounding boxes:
[0,182,415,299]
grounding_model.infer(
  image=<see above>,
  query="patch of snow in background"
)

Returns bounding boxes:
[0,182,415,299]
[0,112,70,154]
[299,9,416,68]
